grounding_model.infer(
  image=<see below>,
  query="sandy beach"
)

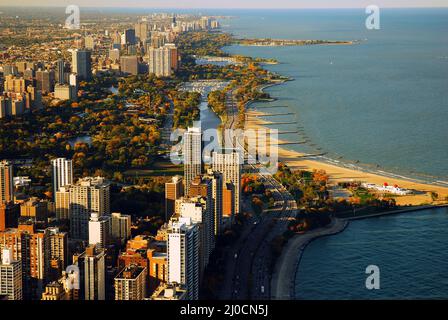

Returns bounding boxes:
[245,109,448,206]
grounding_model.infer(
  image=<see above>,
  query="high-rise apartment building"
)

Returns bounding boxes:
[88,213,110,249]
[135,21,149,43]
[48,227,69,277]
[178,197,213,274]
[36,70,55,93]
[114,265,146,300]
[3,75,25,93]
[183,127,202,195]
[56,59,65,85]
[0,160,13,204]
[147,45,173,77]
[120,56,139,75]
[0,222,51,299]
[69,177,110,240]
[123,29,136,45]
[51,158,73,199]
[71,49,92,80]
[0,248,22,300]
[111,212,131,245]
[167,217,200,300]
[212,149,242,218]
[165,175,183,221]
[55,186,70,220]
[205,170,223,236]
[74,245,106,300]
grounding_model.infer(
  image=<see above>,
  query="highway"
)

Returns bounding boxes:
[218,91,298,300]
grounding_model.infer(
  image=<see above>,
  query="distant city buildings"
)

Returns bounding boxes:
[120,56,139,75]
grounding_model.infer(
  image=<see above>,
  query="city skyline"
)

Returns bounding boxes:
[1,0,447,8]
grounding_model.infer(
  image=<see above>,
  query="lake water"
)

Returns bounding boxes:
[223,8,448,184]
[220,8,448,299]
[295,207,448,299]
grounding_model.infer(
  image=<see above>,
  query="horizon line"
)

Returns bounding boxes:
[1,5,448,9]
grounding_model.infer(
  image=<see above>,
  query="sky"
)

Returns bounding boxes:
[0,0,447,8]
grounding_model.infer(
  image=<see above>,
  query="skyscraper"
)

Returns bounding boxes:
[88,213,110,249]
[147,45,172,77]
[0,248,22,300]
[123,29,136,45]
[164,43,179,71]
[212,149,242,218]
[75,245,105,300]
[51,158,73,200]
[120,56,139,75]
[111,212,131,245]
[0,160,13,204]
[55,186,70,220]
[48,227,69,273]
[165,175,183,221]
[36,70,55,93]
[205,170,223,236]
[167,217,199,300]
[0,222,51,299]
[183,127,202,195]
[71,49,92,80]
[114,265,146,300]
[69,177,110,240]
[178,197,213,274]
[56,59,65,85]
[134,21,149,43]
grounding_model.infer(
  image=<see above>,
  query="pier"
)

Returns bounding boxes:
[257,112,295,117]
[256,105,289,109]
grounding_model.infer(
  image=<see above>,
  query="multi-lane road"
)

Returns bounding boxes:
[218,91,298,300]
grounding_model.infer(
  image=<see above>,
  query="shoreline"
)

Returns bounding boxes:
[243,83,448,206]
[271,204,448,300]
[271,218,349,300]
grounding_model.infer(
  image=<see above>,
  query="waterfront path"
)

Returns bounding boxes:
[271,218,348,300]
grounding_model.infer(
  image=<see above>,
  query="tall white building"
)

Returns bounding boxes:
[69,177,110,240]
[88,213,111,249]
[183,127,202,195]
[167,217,199,300]
[111,212,131,245]
[147,45,172,77]
[0,248,22,300]
[178,197,213,273]
[51,158,73,198]
[212,149,242,218]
